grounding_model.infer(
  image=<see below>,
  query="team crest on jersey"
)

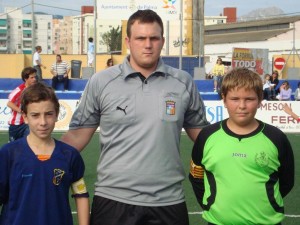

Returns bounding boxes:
[166,100,176,115]
[53,169,65,185]
[255,152,269,167]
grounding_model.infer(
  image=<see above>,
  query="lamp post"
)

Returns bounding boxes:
[31,0,35,54]
[93,0,97,73]
[179,0,183,70]
[199,0,205,68]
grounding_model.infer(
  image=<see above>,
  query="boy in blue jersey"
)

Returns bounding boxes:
[0,82,89,225]
[190,67,294,225]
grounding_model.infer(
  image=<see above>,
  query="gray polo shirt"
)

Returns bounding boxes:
[70,56,209,206]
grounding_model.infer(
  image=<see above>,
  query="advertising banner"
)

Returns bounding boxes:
[205,100,300,133]
[0,99,79,131]
[97,0,180,20]
[232,47,269,76]
[0,99,299,133]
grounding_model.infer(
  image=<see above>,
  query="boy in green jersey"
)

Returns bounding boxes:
[190,67,294,225]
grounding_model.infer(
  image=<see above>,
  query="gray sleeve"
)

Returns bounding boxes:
[69,77,101,129]
[183,77,209,129]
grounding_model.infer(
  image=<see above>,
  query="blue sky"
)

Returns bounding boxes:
[205,0,300,17]
[1,0,299,17]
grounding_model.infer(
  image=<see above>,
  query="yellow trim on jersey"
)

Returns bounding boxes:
[71,178,87,194]
[190,160,204,179]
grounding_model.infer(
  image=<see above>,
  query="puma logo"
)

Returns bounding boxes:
[116,106,128,115]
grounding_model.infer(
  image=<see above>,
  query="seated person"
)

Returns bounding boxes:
[263,74,275,100]
[277,81,292,101]
[270,70,279,97]
[51,54,70,91]
[294,81,300,101]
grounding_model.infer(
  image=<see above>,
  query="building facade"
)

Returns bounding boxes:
[0,7,52,54]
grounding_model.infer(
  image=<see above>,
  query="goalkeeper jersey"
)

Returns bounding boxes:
[189,119,294,225]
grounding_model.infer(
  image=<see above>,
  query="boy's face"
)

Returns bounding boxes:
[23,100,58,140]
[25,74,37,86]
[223,87,261,129]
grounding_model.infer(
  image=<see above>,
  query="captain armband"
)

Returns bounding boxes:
[190,160,204,179]
[71,178,87,195]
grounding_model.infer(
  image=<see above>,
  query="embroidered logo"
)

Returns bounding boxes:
[53,169,65,185]
[166,100,176,115]
[116,106,128,115]
[255,152,269,167]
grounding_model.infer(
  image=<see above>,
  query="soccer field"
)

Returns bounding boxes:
[0,132,299,225]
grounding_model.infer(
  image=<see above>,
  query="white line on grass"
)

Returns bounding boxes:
[187,212,300,218]
[71,211,300,218]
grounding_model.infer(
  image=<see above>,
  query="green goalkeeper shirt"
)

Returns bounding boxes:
[189,119,294,225]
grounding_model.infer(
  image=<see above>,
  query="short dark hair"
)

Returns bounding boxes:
[35,45,41,51]
[21,82,60,115]
[56,54,61,59]
[88,37,93,42]
[21,67,37,81]
[126,9,164,38]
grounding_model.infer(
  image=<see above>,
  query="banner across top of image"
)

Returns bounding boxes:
[97,0,180,20]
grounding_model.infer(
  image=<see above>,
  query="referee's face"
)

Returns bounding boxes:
[224,87,261,129]
[125,21,165,77]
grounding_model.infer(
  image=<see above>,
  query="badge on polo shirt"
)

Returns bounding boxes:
[166,100,176,115]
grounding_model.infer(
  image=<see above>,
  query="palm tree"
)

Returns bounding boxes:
[100,26,122,53]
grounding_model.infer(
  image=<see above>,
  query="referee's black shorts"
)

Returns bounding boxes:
[90,195,189,225]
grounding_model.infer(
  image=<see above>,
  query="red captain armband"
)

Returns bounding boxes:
[190,160,204,179]
[298,118,300,123]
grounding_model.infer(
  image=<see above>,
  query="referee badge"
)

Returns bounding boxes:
[53,169,65,185]
[166,100,176,115]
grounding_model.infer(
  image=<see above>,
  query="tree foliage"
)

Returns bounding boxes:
[100,26,122,53]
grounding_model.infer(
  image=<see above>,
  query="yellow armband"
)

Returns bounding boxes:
[71,178,87,195]
[190,160,204,179]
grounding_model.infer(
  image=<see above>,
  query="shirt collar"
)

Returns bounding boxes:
[121,56,167,80]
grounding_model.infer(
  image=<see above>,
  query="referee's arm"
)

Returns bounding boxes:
[189,131,205,208]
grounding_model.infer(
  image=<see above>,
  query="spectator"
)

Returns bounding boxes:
[7,67,37,142]
[190,67,294,225]
[106,58,113,68]
[210,57,225,92]
[294,81,300,101]
[33,45,46,82]
[270,70,279,97]
[277,80,292,101]
[263,74,275,100]
[61,9,209,225]
[51,54,70,91]
[88,37,94,67]
[0,82,90,225]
